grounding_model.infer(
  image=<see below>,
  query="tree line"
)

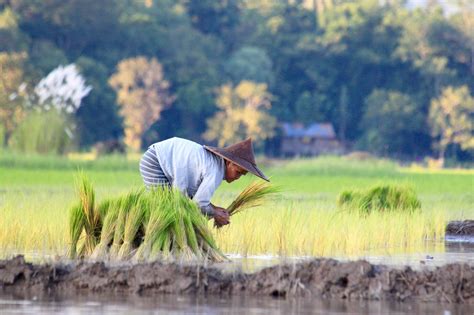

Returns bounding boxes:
[0,0,472,162]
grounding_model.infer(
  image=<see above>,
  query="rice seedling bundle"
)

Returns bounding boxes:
[68,178,226,262]
[337,184,421,214]
[68,173,102,259]
[90,199,119,260]
[69,176,278,262]
[227,181,280,216]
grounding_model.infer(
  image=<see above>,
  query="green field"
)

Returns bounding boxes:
[1,152,472,261]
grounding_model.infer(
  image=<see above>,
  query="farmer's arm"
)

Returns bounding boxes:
[193,173,229,226]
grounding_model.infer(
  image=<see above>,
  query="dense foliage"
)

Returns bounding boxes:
[0,0,472,160]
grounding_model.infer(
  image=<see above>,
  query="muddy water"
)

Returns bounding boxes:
[1,292,473,315]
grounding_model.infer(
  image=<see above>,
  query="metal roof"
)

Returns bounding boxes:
[281,122,336,139]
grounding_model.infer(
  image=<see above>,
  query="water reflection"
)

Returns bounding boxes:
[1,292,473,315]
[220,237,474,273]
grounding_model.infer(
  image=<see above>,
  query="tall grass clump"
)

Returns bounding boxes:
[337,184,421,214]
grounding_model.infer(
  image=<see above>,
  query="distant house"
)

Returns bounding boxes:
[277,122,343,157]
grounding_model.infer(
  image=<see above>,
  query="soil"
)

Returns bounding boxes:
[446,221,474,236]
[1,255,473,304]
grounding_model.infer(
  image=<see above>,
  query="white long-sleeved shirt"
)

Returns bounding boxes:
[151,137,225,216]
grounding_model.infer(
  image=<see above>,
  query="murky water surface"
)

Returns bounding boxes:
[1,293,473,315]
[222,237,474,273]
[2,237,474,315]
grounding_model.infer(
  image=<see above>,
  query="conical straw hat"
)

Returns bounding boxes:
[204,138,269,182]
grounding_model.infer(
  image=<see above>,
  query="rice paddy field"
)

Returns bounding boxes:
[0,151,473,262]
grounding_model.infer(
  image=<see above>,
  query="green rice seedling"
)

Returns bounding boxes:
[134,209,174,261]
[96,199,112,221]
[169,190,188,252]
[338,184,421,214]
[117,196,147,259]
[227,181,279,216]
[183,208,200,257]
[109,190,142,258]
[336,190,362,207]
[132,188,226,262]
[192,213,227,262]
[68,203,85,259]
[136,188,173,260]
[73,174,102,257]
[150,230,171,260]
[90,199,119,260]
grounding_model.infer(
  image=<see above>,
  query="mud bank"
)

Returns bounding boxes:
[1,256,473,304]
[446,220,474,236]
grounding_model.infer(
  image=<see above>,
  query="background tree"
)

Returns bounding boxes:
[0,0,472,161]
[224,46,274,85]
[0,7,29,52]
[0,52,27,146]
[358,89,426,156]
[75,57,123,147]
[204,81,276,147]
[429,85,474,163]
[7,63,93,154]
[109,57,174,152]
[34,64,92,114]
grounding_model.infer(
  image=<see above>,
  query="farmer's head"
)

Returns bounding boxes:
[204,138,269,183]
[224,161,248,183]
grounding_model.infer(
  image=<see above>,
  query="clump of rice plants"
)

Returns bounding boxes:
[68,173,102,259]
[337,184,421,214]
[227,181,280,216]
[68,177,226,262]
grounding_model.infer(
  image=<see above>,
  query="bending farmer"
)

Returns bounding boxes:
[139,137,269,228]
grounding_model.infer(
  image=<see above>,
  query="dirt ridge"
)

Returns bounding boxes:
[1,256,473,303]
[446,220,474,236]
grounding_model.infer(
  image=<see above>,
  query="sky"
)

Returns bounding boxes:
[406,0,460,15]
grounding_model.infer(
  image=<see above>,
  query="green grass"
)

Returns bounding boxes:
[0,153,472,261]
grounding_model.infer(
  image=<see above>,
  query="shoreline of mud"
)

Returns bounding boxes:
[1,255,473,304]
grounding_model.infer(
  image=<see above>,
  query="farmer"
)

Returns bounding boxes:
[139,137,269,228]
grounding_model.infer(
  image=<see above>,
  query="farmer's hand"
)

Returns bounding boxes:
[213,206,230,228]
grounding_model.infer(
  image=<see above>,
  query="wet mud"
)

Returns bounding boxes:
[446,221,474,236]
[1,255,473,304]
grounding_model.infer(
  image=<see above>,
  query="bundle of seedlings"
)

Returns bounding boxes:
[134,188,227,262]
[226,180,280,216]
[91,189,144,260]
[337,184,421,214]
[69,177,226,262]
[68,173,107,259]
